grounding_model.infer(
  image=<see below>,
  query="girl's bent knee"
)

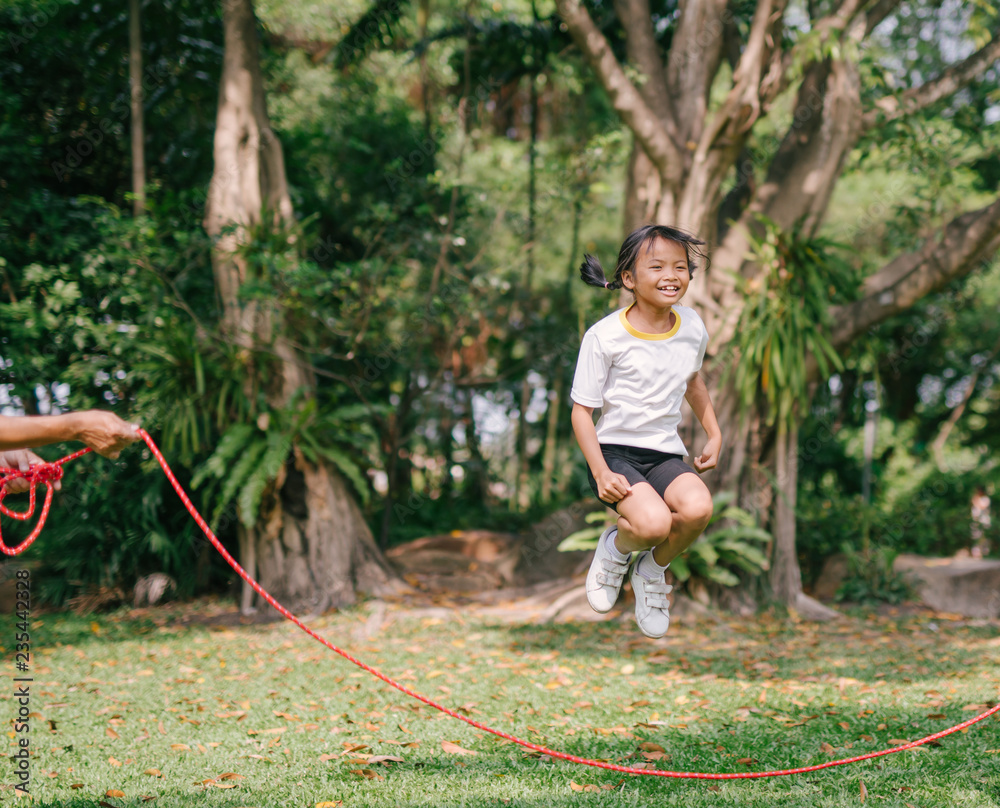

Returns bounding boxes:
[632,514,672,547]
[686,494,714,526]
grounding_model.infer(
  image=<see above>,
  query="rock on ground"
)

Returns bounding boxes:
[894,554,1000,618]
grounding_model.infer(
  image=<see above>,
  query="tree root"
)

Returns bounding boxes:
[791,592,841,622]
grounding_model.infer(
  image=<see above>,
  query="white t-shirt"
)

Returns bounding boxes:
[570,303,709,456]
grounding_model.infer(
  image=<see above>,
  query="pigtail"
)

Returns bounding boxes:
[579,254,620,290]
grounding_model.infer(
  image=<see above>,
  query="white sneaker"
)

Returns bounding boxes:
[630,551,672,638]
[585,526,629,613]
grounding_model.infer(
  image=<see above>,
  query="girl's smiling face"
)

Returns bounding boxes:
[622,237,690,309]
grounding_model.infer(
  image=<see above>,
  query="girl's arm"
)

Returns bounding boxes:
[571,403,631,502]
[684,373,722,472]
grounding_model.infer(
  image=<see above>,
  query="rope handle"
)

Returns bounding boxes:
[1,429,997,780]
[0,447,90,556]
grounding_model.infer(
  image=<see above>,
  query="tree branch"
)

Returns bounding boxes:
[863,0,903,37]
[729,0,788,124]
[555,0,683,183]
[612,0,673,123]
[829,196,1000,347]
[761,0,870,108]
[861,34,1000,130]
[929,329,1000,470]
[663,0,730,146]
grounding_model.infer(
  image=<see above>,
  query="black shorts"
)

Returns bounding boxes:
[586,444,697,511]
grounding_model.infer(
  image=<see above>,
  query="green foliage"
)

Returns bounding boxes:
[668,492,771,588]
[557,492,771,590]
[835,544,915,606]
[728,217,858,427]
[556,510,610,552]
[192,396,375,529]
[15,454,211,607]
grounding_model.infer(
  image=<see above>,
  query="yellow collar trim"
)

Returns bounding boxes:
[619,302,681,341]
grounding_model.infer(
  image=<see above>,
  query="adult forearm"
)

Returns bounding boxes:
[0,414,86,451]
[0,411,140,458]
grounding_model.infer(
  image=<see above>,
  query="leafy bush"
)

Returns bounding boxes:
[835,543,915,605]
[17,451,218,608]
[557,492,771,589]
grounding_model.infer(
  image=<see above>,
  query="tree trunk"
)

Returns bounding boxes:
[770,419,800,603]
[770,418,839,619]
[128,0,145,216]
[513,376,531,511]
[540,373,563,505]
[204,0,396,614]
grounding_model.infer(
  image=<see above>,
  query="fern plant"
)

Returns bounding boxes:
[557,492,770,588]
[191,394,375,530]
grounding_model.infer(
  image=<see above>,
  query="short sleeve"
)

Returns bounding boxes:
[570,329,610,408]
[693,321,709,373]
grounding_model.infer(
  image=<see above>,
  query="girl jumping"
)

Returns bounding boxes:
[570,224,722,638]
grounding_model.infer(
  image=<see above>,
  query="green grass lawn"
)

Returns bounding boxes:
[6,598,1000,807]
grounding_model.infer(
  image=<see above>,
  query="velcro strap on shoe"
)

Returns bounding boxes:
[595,558,627,586]
[643,582,671,609]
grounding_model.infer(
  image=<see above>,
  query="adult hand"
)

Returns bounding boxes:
[595,470,632,503]
[0,450,57,494]
[75,411,142,458]
[693,434,721,473]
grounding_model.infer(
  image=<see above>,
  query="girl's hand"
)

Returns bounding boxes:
[0,450,56,494]
[693,435,721,473]
[596,470,632,503]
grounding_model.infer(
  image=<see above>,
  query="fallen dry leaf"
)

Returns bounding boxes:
[170,744,190,751]
[820,742,836,755]
[106,727,119,739]
[70,784,84,790]
[218,773,245,780]
[570,781,601,792]
[350,768,384,780]
[108,757,122,767]
[106,789,126,798]
[143,769,162,778]
[367,755,405,765]
[315,801,343,807]
[888,739,910,746]
[638,742,666,753]
[860,780,868,803]
[441,740,478,756]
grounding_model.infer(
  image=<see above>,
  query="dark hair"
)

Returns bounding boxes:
[579,224,708,291]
